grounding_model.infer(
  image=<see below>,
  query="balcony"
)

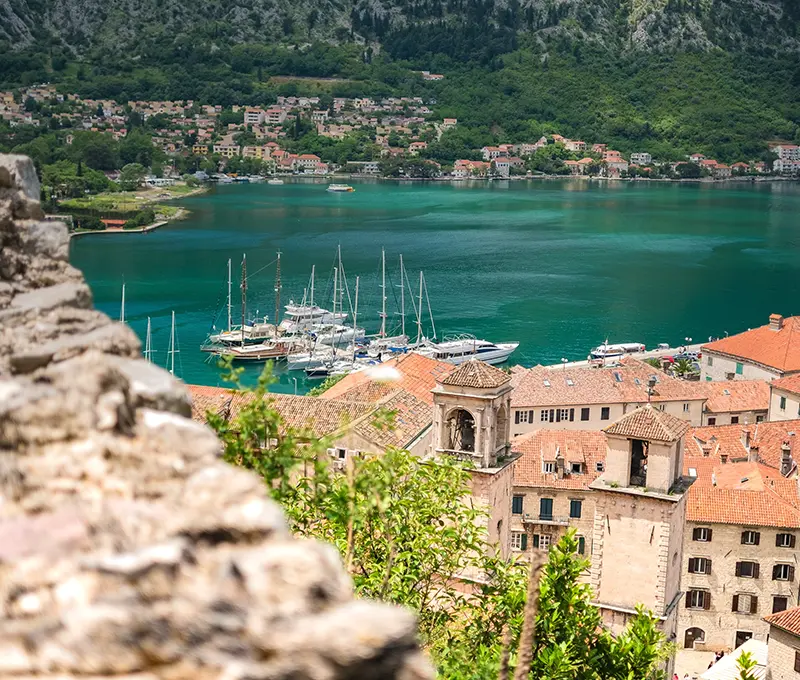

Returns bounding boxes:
[523,513,571,526]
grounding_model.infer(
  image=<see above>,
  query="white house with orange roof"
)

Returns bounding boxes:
[763,606,800,680]
[769,375,800,421]
[701,380,770,426]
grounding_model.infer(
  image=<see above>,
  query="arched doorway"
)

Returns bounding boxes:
[445,409,476,452]
[495,404,508,451]
[684,627,705,649]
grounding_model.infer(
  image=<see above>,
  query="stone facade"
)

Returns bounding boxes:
[0,154,431,679]
[766,627,800,680]
[701,351,782,382]
[769,383,800,422]
[677,522,799,651]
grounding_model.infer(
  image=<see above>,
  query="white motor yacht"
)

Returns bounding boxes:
[209,317,276,345]
[279,303,348,334]
[413,335,519,365]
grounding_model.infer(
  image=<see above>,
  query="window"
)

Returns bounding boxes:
[600,407,610,421]
[683,403,690,412]
[732,594,758,614]
[772,564,795,581]
[336,448,346,459]
[566,378,574,386]
[795,651,800,674]
[741,530,760,545]
[537,534,551,551]
[693,527,712,542]
[540,410,550,422]
[707,417,717,426]
[707,356,713,366]
[581,407,590,421]
[686,589,710,610]
[736,362,744,375]
[577,536,586,554]
[570,462,582,474]
[688,557,712,574]
[569,499,582,518]
[731,416,740,424]
[511,532,527,551]
[756,415,765,423]
[596,461,605,472]
[539,498,553,520]
[542,461,555,474]
[515,410,531,424]
[780,396,787,411]
[773,596,788,614]
[735,561,760,578]
[776,533,796,548]
[512,495,524,515]
[555,408,574,422]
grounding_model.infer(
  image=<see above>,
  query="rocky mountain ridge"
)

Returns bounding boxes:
[1,0,799,55]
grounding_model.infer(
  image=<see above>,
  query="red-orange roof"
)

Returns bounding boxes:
[702,315,800,373]
[512,429,607,490]
[772,373,800,397]
[764,606,800,637]
[702,380,770,414]
[320,352,452,405]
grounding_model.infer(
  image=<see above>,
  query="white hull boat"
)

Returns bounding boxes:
[311,325,366,347]
[209,318,276,345]
[414,336,519,365]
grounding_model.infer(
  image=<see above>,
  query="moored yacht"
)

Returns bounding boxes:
[414,335,519,365]
[209,317,275,345]
[327,184,354,192]
[589,342,646,360]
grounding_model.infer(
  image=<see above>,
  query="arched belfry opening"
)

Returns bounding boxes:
[446,408,476,452]
[495,404,508,451]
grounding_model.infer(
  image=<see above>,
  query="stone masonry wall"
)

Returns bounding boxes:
[0,155,431,679]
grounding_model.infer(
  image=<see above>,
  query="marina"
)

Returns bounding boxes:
[69,178,800,392]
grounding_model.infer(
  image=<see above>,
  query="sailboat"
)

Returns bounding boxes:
[167,311,179,376]
[144,317,154,362]
[208,258,275,345]
[120,281,125,323]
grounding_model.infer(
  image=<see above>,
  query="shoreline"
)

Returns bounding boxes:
[69,208,188,239]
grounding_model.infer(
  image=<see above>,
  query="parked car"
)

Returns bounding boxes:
[662,356,675,364]
[674,351,701,361]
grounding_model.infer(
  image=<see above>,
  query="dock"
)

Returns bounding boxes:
[544,343,705,370]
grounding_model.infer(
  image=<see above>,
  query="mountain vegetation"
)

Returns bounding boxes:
[1,0,799,160]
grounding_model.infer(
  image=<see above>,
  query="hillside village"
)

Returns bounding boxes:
[191,312,800,678]
[3,84,799,186]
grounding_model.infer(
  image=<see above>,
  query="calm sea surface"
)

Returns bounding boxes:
[70,178,800,393]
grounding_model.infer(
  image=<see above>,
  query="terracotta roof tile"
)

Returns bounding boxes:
[603,404,691,442]
[187,384,375,438]
[511,358,705,408]
[702,315,800,373]
[764,606,800,637]
[512,429,608,489]
[686,420,800,470]
[771,373,800,397]
[353,389,433,450]
[702,380,770,414]
[320,353,452,404]
[440,359,511,389]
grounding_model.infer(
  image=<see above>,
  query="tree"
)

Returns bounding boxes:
[70,131,119,171]
[676,162,701,179]
[736,651,758,680]
[644,358,663,369]
[118,163,146,191]
[672,358,696,378]
[119,131,158,168]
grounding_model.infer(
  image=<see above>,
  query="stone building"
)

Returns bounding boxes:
[700,379,769,426]
[769,374,800,421]
[431,359,516,558]
[588,405,692,647]
[701,314,800,382]
[509,429,607,560]
[509,358,706,436]
[764,606,800,680]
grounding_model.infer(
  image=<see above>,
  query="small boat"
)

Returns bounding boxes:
[414,335,519,366]
[248,175,264,183]
[327,184,355,193]
[267,178,284,185]
[590,342,646,360]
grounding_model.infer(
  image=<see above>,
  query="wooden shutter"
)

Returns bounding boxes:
[791,535,797,548]
[685,592,692,609]
[707,528,713,542]
[776,533,783,547]
[514,411,520,425]
[569,408,574,422]
[741,532,747,544]
[520,533,527,551]
[794,651,800,673]
[750,596,758,614]
[773,565,780,580]
[532,534,539,548]
[703,591,711,610]
[688,558,697,573]
[705,559,712,574]
[731,595,739,613]
[789,565,796,582]
[692,528,700,541]
[735,562,742,577]
[528,410,534,423]
[754,532,760,545]
[753,563,760,579]
[555,409,561,422]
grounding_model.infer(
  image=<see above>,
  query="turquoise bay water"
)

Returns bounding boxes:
[69,178,800,393]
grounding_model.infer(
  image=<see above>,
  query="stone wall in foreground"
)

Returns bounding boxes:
[0,154,431,679]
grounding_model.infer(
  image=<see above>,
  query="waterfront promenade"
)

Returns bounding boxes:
[544,343,705,370]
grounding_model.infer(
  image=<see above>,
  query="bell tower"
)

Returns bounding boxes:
[432,359,516,557]
[589,404,693,656]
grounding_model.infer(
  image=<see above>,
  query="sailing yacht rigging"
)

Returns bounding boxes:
[144,317,154,362]
[167,311,179,375]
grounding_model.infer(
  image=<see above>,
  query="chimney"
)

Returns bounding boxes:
[720,454,728,464]
[780,441,793,477]
[555,448,565,480]
[769,314,784,331]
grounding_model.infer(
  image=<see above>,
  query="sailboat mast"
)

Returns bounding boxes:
[423,272,436,340]
[399,254,405,338]
[145,317,152,361]
[274,251,282,340]
[310,265,315,308]
[416,271,423,345]
[380,248,386,338]
[227,258,232,332]
[169,311,176,375]
[240,254,247,349]
[353,276,359,362]
[120,282,125,323]
[332,266,338,360]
